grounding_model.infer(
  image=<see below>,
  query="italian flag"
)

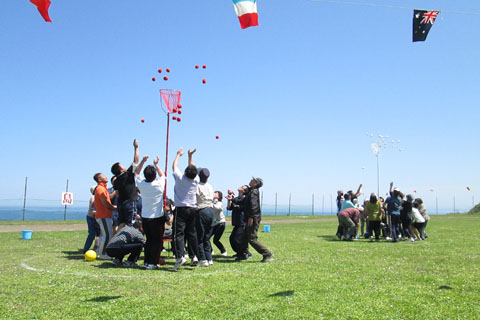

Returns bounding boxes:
[233,0,259,29]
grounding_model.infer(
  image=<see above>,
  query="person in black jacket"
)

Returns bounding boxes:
[238,177,273,263]
[227,185,250,258]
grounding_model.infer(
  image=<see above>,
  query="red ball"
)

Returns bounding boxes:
[202,79,206,84]
[195,65,199,69]
[158,68,162,73]
[177,110,182,115]
[166,68,171,73]
[152,77,156,81]
[163,76,168,81]
[202,65,206,69]
[172,116,177,120]
[172,108,178,113]
[177,117,181,122]
[177,104,182,109]
[216,136,219,139]
[141,119,145,123]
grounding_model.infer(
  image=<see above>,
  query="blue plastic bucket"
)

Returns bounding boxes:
[264,225,271,232]
[21,230,33,240]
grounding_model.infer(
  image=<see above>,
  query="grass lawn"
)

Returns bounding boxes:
[0,215,479,319]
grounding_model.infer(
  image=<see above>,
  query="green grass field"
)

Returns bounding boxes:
[0,215,479,319]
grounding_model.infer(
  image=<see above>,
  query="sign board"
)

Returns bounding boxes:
[61,192,74,206]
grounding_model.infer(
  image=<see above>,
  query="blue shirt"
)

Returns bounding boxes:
[386,195,402,215]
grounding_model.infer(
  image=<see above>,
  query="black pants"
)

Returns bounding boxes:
[230,225,247,254]
[243,222,271,257]
[106,243,143,262]
[368,220,381,240]
[211,222,226,254]
[400,215,411,238]
[173,207,200,260]
[390,214,401,241]
[142,216,165,265]
[196,208,214,261]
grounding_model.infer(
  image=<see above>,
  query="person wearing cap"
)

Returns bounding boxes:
[171,147,201,270]
[195,167,215,267]
[385,182,404,242]
[238,177,273,263]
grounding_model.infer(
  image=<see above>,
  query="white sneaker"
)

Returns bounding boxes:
[174,257,187,270]
[386,237,392,241]
[190,256,198,266]
[408,238,415,242]
[221,251,228,257]
[211,250,215,255]
[208,260,213,266]
[144,263,157,270]
[197,260,209,267]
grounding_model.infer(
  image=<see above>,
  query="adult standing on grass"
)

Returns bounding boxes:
[135,155,166,270]
[195,168,215,268]
[172,147,201,270]
[111,139,140,229]
[239,177,273,263]
[414,198,430,239]
[338,207,360,241]
[385,182,404,243]
[227,185,250,258]
[210,191,227,259]
[93,173,117,260]
[82,186,100,253]
[365,193,383,242]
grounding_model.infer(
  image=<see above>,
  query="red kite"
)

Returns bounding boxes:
[30,0,52,23]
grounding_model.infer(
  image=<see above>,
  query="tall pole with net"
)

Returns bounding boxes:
[160,89,182,208]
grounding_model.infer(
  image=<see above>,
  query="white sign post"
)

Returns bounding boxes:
[61,192,74,206]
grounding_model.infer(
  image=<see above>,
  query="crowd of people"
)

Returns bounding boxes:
[336,183,430,242]
[83,139,273,270]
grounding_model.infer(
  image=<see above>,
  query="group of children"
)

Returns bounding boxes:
[84,139,273,270]
[336,182,430,242]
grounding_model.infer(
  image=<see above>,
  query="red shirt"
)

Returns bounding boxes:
[94,183,113,219]
[339,208,360,225]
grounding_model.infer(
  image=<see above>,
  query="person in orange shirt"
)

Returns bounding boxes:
[93,173,118,260]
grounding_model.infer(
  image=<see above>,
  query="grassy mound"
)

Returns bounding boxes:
[467,203,480,215]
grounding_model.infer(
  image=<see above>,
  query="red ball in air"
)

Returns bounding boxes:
[166,68,171,73]
[202,65,206,69]
[141,119,145,123]
[216,136,219,139]
[202,79,206,84]
[172,108,178,113]
[177,117,181,122]
[163,76,168,81]
[195,65,199,69]
[158,68,162,73]
[177,110,182,115]
[152,77,156,81]
[177,104,182,109]
[172,116,177,120]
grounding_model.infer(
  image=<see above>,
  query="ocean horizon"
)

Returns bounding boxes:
[0,204,459,221]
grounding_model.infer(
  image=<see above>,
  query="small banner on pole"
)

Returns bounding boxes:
[61,192,74,205]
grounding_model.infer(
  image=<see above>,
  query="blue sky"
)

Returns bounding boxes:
[1,0,479,213]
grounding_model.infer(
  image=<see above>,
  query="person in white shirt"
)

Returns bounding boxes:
[172,147,201,270]
[135,155,166,270]
[409,205,426,241]
[195,168,215,267]
[210,191,227,258]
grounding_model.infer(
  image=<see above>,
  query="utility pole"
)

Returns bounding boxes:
[22,177,28,221]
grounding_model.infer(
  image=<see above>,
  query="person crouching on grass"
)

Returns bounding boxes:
[338,207,360,241]
[106,215,145,267]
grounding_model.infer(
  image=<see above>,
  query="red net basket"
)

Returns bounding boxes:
[160,89,181,113]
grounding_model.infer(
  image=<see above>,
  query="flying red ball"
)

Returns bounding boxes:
[195,65,199,69]
[172,116,177,120]
[177,117,181,122]
[158,68,162,73]
[141,119,145,123]
[202,65,206,69]
[177,104,182,109]
[177,110,182,115]
[152,77,156,81]
[166,68,171,73]
[163,76,168,81]
[216,136,219,139]
[202,79,206,84]
[172,108,178,113]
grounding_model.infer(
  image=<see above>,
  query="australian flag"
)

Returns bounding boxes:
[413,9,439,42]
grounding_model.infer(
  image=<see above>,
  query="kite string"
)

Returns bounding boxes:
[311,0,480,16]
